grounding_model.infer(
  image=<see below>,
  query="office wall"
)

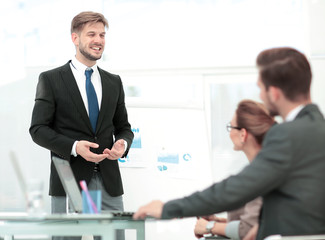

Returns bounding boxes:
[306,0,325,114]
[0,67,51,212]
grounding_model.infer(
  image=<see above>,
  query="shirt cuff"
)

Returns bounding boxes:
[124,140,128,153]
[225,220,241,240]
[71,141,78,157]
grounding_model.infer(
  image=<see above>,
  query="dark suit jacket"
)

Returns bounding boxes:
[29,61,134,197]
[161,104,325,239]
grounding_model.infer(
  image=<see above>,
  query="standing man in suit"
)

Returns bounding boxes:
[30,11,133,240]
[133,47,325,239]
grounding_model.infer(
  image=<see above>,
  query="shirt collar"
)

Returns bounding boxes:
[285,105,305,122]
[71,56,98,74]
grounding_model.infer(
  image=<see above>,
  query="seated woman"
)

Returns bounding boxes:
[194,99,275,240]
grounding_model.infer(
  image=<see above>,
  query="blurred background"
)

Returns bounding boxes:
[0,0,324,239]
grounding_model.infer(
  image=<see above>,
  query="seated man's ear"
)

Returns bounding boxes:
[268,86,281,103]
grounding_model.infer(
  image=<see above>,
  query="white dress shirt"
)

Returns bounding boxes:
[70,56,102,112]
[285,105,305,122]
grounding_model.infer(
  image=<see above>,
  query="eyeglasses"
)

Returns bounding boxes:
[226,122,242,132]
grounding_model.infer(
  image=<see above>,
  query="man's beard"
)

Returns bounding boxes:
[79,46,102,61]
[265,95,279,117]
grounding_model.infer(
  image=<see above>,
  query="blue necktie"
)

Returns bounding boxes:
[85,68,99,133]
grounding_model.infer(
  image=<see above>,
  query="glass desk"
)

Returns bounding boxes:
[0,213,145,240]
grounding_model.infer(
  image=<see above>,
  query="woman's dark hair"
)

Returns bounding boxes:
[236,99,275,145]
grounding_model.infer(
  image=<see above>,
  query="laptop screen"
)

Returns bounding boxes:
[52,156,83,213]
[10,151,28,200]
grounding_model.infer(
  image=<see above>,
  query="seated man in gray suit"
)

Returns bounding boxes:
[133,47,325,239]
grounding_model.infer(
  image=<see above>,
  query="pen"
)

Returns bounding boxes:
[79,180,98,214]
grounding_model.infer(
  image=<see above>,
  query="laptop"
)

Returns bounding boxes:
[10,151,81,213]
[52,156,134,218]
[52,156,83,213]
[10,151,46,215]
[9,151,28,201]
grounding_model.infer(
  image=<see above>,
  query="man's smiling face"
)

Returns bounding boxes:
[73,22,106,66]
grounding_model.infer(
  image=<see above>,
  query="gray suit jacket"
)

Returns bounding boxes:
[161,104,325,239]
[30,61,134,197]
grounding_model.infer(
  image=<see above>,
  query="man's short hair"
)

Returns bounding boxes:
[256,47,312,101]
[71,11,108,34]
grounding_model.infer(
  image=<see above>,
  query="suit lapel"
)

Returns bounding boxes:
[96,67,109,133]
[295,104,321,119]
[295,104,323,121]
[60,61,93,133]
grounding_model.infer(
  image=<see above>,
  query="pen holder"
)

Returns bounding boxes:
[82,190,101,214]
